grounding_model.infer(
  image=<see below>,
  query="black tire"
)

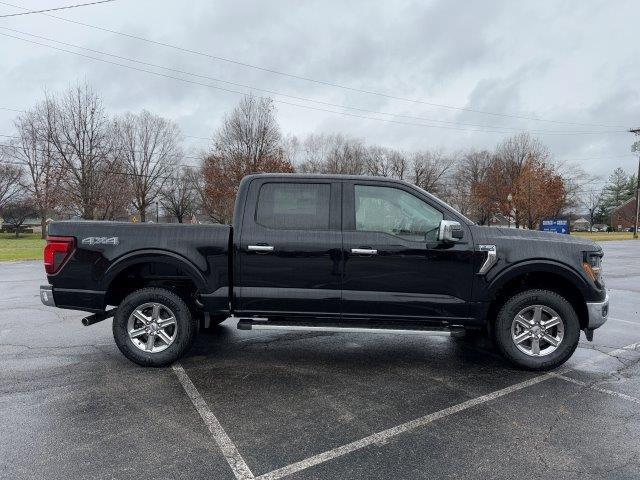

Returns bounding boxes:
[493,289,580,371]
[113,287,196,367]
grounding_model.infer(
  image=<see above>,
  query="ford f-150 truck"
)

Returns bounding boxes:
[40,174,609,370]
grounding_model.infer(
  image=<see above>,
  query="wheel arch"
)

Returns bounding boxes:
[485,261,589,332]
[103,250,208,307]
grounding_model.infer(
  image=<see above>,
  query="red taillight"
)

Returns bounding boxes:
[44,236,76,275]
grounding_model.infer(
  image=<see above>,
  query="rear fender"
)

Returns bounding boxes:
[102,249,208,293]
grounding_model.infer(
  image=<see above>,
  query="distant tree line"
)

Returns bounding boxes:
[0,82,633,236]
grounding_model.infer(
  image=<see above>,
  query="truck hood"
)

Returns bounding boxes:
[470,226,600,251]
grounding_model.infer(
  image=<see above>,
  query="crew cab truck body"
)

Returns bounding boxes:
[40,174,609,370]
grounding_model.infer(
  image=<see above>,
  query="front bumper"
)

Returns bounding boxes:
[586,291,609,329]
[40,285,55,307]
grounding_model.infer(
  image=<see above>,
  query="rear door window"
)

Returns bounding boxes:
[256,182,331,230]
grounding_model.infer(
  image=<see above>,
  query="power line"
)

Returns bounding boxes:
[0,26,624,136]
[556,153,634,162]
[0,141,203,165]
[1,156,188,181]
[0,133,206,156]
[0,106,24,112]
[0,109,210,141]
[0,0,626,130]
[0,0,116,18]
[0,31,629,137]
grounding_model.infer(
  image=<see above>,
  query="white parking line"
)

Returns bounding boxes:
[551,373,640,405]
[175,340,640,480]
[608,317,640,326]
[172,363,255,480]
[255,373,554,480]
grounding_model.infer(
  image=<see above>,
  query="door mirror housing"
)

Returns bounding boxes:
[438,220,464,243]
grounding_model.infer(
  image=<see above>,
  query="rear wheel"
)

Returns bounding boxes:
[493,289,580,370]
[113,287,196,367]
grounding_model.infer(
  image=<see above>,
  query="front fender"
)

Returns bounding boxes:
[485,259,592,299]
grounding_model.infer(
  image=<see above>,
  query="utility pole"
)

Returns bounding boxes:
[630,128,640,239]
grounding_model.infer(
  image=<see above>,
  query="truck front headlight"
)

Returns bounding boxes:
[583,252,603,285]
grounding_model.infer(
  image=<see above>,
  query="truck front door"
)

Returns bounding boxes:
[236,178,342,319]
[341,180,474,324]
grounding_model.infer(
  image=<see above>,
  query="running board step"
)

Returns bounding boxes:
[237,319,466,337]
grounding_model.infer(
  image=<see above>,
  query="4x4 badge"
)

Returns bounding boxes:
[82,237,119,246]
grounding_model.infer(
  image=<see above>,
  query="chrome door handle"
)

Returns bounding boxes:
[248,245,274,253]
[351,248,378,255]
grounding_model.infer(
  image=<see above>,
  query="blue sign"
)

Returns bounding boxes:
[541,218,569,234]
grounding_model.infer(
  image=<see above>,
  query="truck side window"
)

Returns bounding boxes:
[256,182,331,230]
[355,185,443,242]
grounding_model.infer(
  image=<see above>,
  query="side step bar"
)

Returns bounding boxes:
[237,318,466,337]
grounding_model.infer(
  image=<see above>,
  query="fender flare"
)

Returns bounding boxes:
[487,259,590,299]
[102,249,209,293]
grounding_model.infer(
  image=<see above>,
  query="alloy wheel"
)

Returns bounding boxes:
[127,302,178,353]
[511,304,564,357]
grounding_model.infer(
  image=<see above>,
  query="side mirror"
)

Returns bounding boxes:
[438,220,464,243]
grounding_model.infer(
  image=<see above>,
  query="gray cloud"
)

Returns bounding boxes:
[0,0,638,177]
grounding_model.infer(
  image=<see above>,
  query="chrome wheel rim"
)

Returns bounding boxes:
[511,304,564,357]
[127,302,177,353]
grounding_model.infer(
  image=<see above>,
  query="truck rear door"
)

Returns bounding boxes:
[235,177,342,319]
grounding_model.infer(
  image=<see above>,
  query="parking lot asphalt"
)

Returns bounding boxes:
[1,240,639,480]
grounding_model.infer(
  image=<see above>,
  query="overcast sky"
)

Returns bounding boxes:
[1,0,638,182]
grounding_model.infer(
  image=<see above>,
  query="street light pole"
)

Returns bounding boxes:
[507,193,513,228]
[630,128,640,240]
[156,201,159,223]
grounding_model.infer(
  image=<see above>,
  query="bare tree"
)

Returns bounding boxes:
[448,149,491,220]
[365,146,408,179]
[554,160,596,218]
[298,133,333,173]
[410,150,454,195]
[12,100,65,237]
[583,190,603,231]
[202,95,293,223]
[47,83,117,219]
[0,158,24,210]
[325,135,367,174]
[114,110,181,221]
[495,132,551,227]
[96,159,133,220]
[1,197,36,237]
[297,133,367,174]
[160,166,199,223]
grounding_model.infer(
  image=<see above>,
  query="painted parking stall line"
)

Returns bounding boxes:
[174,340,640,480]
[172,363,255,480]
[608,316,640,326]
[551,373,640,405]
[256,340,640,480]
[255,373,555,480]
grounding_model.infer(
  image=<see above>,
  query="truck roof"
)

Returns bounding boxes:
[244,173,405,182]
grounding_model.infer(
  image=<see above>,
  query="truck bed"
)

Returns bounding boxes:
[46,221,232,313]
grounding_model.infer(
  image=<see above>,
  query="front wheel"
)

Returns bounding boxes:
[493,289,580,371]
[113,287,197,367]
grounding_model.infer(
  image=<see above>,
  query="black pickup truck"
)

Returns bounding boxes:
[40,173,608,370]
